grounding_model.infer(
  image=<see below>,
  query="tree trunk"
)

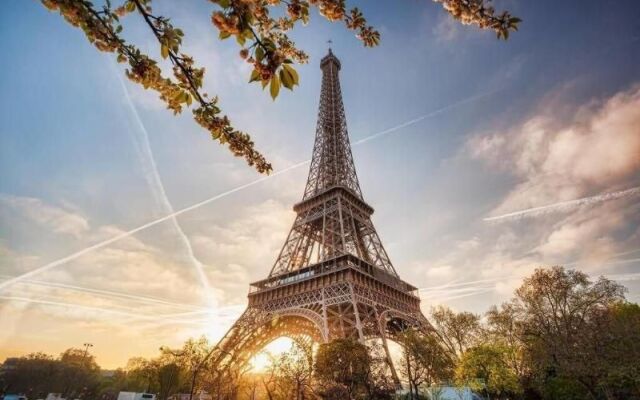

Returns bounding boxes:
[189,370,198,400]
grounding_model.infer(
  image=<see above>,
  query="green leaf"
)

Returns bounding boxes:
[280,69,294,90]
[218,0,230,8]
[249,69,260,83]
[261,79,269,89]
[125,1,136,12]
[219,31,231,40]
[255,46,264,62]
[270,75,280,99]
[283,64,299,85]
[161,44,169,59]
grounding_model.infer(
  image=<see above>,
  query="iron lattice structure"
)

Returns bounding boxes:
[211,50,430,382]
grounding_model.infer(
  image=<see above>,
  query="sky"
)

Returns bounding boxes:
[1,0,640,369]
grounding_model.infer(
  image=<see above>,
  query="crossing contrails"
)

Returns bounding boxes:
[117,72,215,307]
[0,88,499,292]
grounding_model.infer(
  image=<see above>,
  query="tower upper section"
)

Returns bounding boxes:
[302,49,362,200]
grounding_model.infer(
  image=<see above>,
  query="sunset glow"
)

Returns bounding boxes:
[2,0,639,376]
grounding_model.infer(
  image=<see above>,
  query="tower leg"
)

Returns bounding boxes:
[349,284,365,342]
[381,331,402,389]
[321,288,329,342]
[376,310,402,390]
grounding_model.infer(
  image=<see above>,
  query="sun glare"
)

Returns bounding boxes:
[249,337,294,372]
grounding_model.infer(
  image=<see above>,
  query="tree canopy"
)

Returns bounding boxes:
[5,267,635,399]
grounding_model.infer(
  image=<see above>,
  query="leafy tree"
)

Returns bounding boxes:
[485,302,530,390]
[456,343,523,399]
[237,372,264,400]
[157,361,182,400]
[168,336,216,400]
[430,305,483,362]
[314,338,371,399]
[58,347,102,398]
[125,356,159,392]
[0,352,60,397]
[97,368,130,399]
[364,342,397,400]
[40,0,520,174]
[590,302,640,400]
[259,339,315,400]
[0,348,101,398]
[202,364,246,400]
[511,267,626,399]
[398,329,453,399]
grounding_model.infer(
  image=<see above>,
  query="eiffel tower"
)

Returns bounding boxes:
[211,49,430,382]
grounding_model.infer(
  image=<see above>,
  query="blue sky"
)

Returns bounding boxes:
[1,0,640,367]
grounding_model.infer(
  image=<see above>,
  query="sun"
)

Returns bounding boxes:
[249,337,295,372]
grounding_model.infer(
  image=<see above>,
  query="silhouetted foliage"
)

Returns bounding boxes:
[3,267,638,400]
[314,338,371,399]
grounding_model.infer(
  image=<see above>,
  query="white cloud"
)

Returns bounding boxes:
[468,84,640,213]
[461,83,640,281]
[426,265,454,278]
[432,13,461,42]
[191,199,294,304]
[0,194,89,238]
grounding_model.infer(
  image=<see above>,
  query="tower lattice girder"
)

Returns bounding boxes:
[211,50,431,381]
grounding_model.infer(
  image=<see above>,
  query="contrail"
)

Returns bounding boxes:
[0,160,309,292]
[4,269,638,326]
[418,276,508,292]
[0,295,246,325]
[116,71,216,308]
[484,186,640,222]
[0,275,206,311]
[0,88,500,292]
[352,87,503,145]
[0,295,207,325]
[435,288,496,303]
